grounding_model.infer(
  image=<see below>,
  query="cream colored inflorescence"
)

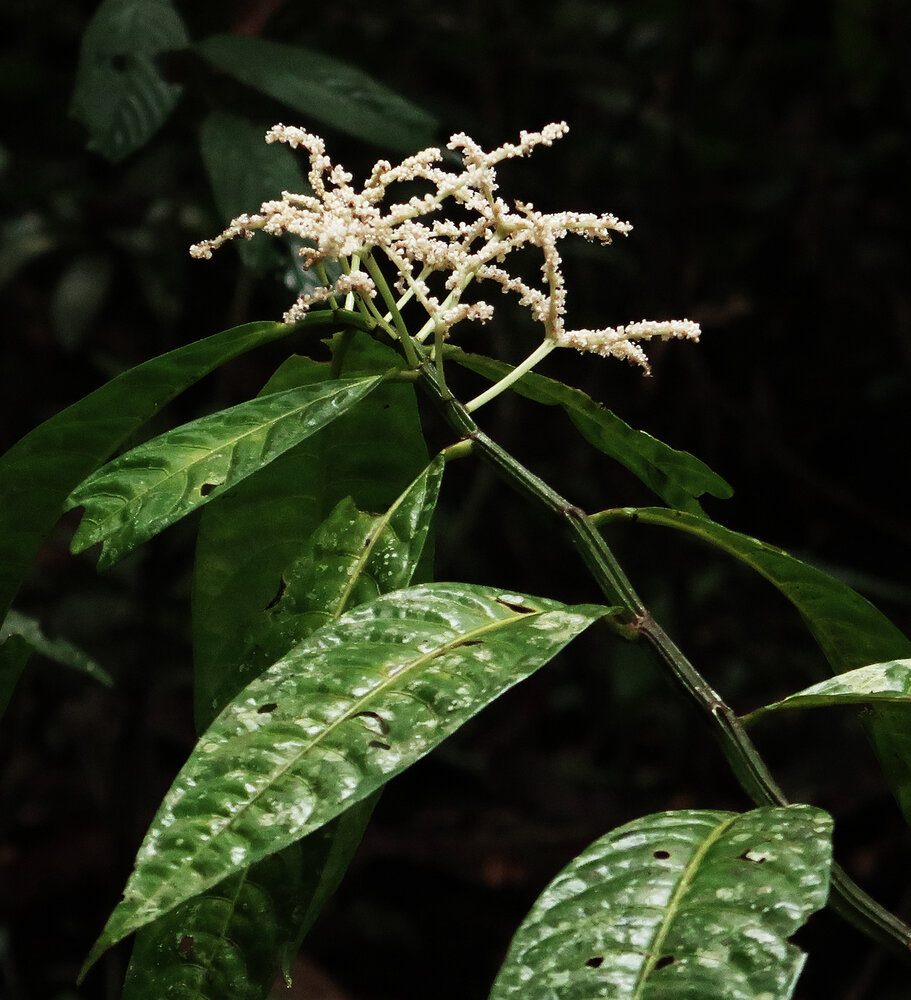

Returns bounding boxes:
[190,122,699,373]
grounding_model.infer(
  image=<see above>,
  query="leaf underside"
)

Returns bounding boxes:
[447,347,732,512]
[84,583,608,974]
[491,805,833,1000]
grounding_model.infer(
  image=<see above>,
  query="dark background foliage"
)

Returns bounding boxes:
[1,1,910,997]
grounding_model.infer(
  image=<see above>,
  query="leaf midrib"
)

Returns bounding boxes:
[73,378,376,543]
[332,468,428,618]
[630,813,739,999]
[143,599,553,910]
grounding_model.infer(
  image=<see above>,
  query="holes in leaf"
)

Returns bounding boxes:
[654,955,675,971]
[257,702,278,714]
[495,597,536,614]
[585,956,604,968]
[737,849,767,863]
[454,639,484,648]
[111,53,128,73]
[368,740,391,750]
[354,710,390,735]
[653,849,670,859]
[200,482,219,497]
[177,935,194,957]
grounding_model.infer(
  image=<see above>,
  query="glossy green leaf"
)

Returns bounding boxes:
[192,333,429,730]
[747,658,911,723]
[82,584,608,973]
[122,794,377,1000]
[199,112,309,274]
[0,610,112,686]
[604,507,911,823]
[195,35,437,151]
[241,456,444,674]
[66,376,382,570]
[446,347,732,512]
[163,337,429,999]
[0,320,295,650]
[491,805,832,1000]
[124,463,441,1000]
[70,0,189,162]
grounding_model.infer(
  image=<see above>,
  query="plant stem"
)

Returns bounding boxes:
[408,346,911,960]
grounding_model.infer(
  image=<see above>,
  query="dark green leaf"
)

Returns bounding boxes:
[192,333,429,730]
[491,806,832,1000]
[242,457,444,673]
[70,0,189,162]
[1,610,112,686]
[0,320,295,646]
[447,347,732,512]
[604,507,911,823]
[195,35,437,151]
[83,584,608,972]
[66,376,383,569]
[199,112,309,274]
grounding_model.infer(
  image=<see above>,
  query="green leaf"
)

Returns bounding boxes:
[604,507,911,822]
[446,347,732,512]
[0,320,295,645]
[83,584,608,973]
[192,333,429,731]
[195,35,437,152]
[199,112,309,274]
[490,805,833,1000]
[70,0,189,162]
[242,457,444,674]
[122,794,377,1000]
[171,336,429,998]
[0,610,112,686]
[124,463,441,1000]
[747,658,911,723]
[66,376,383,570]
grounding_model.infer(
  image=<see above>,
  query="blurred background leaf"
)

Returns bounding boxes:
[69,0,189,162]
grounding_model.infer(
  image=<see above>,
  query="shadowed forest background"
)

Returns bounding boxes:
[2,1,911,997]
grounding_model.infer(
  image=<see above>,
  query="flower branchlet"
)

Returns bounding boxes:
[190,123,700,382]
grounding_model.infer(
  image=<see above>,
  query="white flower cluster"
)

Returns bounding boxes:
[190,123,699,372]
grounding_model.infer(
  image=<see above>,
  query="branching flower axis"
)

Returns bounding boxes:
[191,123,700,379]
